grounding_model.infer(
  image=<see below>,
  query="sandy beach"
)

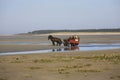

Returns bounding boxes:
[0,49,120,80]
[0,33,120,80]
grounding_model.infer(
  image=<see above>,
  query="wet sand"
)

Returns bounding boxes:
[0,44,66,53]
[0,33,120,80]
[0,33,120,53]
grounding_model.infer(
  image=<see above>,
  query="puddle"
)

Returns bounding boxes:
[0,43,120,55]
[79,43,120,51]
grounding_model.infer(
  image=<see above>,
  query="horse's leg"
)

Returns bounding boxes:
[56,42,59,46]
[59,43,61,46]
[57,41,61,46]
[58,42,60,46]
[59,41,61,46]
[59,40,62,46]
[52,41,55,46]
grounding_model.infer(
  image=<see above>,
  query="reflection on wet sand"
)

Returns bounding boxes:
[64,46,79,51]
[52,48,62,52]
[52,46,79,52]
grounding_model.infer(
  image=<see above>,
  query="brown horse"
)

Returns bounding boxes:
[48,35,62,46]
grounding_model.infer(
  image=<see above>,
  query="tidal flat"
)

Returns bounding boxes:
[0,33,120,80]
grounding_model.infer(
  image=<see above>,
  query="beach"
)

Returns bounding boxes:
[0,33,120,80]
[0,49,120,80]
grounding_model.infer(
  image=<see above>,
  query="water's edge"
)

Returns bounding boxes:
[0,43,120,56]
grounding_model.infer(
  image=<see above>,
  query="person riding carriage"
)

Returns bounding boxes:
[63,35,80,46]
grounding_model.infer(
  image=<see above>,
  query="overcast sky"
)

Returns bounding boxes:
[0,0,120,34]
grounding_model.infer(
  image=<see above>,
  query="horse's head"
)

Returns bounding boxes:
[48,35,53,40]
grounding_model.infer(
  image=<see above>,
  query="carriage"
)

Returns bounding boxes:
[48,35,80,46]
[63,35,80,46]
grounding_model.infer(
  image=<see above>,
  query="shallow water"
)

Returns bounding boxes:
[0,43,120,55]
[79,43,120,51]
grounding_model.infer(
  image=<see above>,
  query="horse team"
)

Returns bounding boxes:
[48,35,80,46]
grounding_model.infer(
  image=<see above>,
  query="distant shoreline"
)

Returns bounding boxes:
[44,32,120,36]
[1,32,120,36]
[18,32,120,36]
[26,28,120,34]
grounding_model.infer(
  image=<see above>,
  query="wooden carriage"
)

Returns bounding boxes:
[63,35,80,46]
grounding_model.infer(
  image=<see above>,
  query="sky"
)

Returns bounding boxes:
[0,0,120,34]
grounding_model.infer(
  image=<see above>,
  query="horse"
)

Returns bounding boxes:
[48,35,62,46]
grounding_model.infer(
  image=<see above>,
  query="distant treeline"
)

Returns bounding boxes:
[27,28,120,34]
